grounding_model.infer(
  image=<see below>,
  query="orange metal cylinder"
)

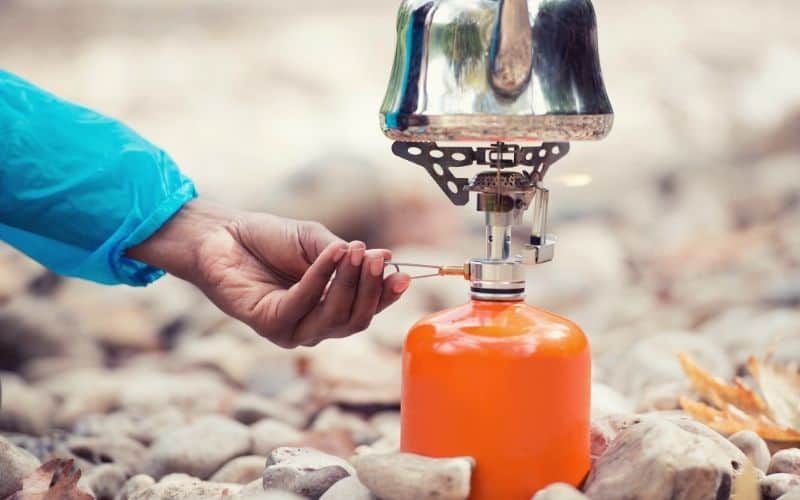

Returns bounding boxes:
[401,300,591,500]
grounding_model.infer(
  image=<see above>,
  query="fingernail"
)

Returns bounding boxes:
[369,257,384,277]
[332,245,348,263]
[350,243,365,266]
[393,275,411,293]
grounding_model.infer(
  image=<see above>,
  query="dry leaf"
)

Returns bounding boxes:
[747,357,800,430]
[678,353,767,415]
[678,353,800,443]
[8,459,93,500]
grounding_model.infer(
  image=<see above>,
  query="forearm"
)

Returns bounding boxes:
[0,69,197,285]
[126,199,235,282]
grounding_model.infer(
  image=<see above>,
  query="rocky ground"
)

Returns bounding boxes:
[1,0,799,499]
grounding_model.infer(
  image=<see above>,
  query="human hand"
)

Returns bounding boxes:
[127,200,411,347]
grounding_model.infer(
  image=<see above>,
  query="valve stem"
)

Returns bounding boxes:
[384,262,469,280]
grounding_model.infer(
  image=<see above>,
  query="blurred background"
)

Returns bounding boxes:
[0,0,799,438]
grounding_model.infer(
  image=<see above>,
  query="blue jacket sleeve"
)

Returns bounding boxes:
[0,70,198,286]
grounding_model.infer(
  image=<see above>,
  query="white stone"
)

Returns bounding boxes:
[0,436,41,499]
[729,431,771,472]
[251,419,304,457]
[143,415,252,479]
[352,452,474,500]
[262,447,354,499]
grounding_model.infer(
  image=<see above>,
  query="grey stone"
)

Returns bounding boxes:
[210,455,266,485]
[352,452,474,500]
[762,474,800,500]
[319,476,375,500]
[584,417,745,500]
[262,447,354,499]
[144,414,252,479]
[0,435,41,499]
[729,431,771,472]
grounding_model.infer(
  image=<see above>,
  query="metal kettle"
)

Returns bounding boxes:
[380,0,614,142]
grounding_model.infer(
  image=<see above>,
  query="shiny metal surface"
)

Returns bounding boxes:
[380,0,614,142]
[468,258,526,300]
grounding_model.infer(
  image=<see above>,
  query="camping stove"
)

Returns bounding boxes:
[381,0,613,300]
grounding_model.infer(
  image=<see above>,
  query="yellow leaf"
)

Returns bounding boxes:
[678,353,800,444]
[747,356,800,430]
[677,353,767,415]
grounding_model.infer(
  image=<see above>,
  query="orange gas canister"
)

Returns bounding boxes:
[401,299,591,500]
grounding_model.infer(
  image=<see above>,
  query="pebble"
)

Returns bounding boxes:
[231,393,306,428]
[127,473,241,500]
[130,408,190,445]
[54,434,147,474]
[116,474,156,500]
[262,447,354,499]
[235,480,306,500]
[304,336,401,407]
[319,476,375,500]
[590,382,634,418]
[729,431,771,472]
[0,296,102,370]
[589,414,644,461]
[762,474,800,500]
[608,332,732,404]
[770,449,800,475]
[210,456,267,485]
[369,412,401,442]
[251,419,304,456]
[298,429,357,459]
[78,463,128,500]
[0,372,55,435]
[352,452,474,500]
[143,415,252,479]
[0,435,41,499]
[584,416,746,499]
[531,483,589,500]
[311,407,380,446]
[778,488,800,500]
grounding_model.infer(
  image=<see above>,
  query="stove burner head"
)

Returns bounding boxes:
[380,0,614,142]
[470,171,532,193]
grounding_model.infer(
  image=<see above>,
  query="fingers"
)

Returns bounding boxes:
[275,243,410,348]
[342,249,388,334]
[320,241,365,323]
[277,241,348,326]
[377,272,412,313]
[291,246,384,345]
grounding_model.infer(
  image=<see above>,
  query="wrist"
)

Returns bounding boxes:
[126,199,237,281]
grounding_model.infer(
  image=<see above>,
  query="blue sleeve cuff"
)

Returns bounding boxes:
[111,179,198,286]
[0,69,199,287]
